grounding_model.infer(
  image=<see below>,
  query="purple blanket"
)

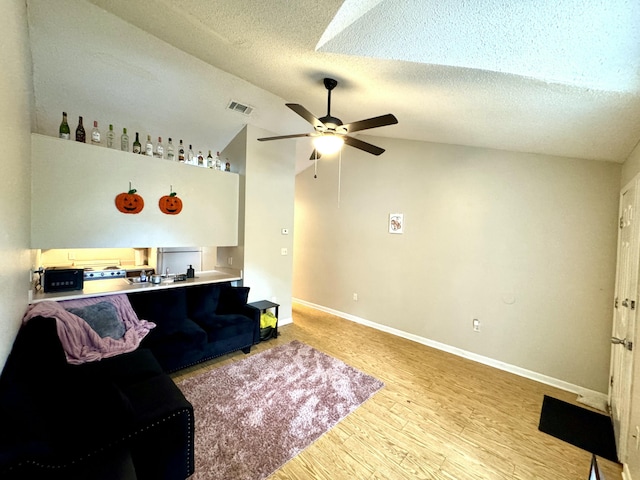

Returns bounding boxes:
[23,294,155,365]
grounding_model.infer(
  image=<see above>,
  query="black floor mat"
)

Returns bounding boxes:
[538,395,618,463]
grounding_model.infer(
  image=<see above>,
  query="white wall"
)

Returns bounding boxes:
[0,0,34,371]
[243,125,296,321]
[294,135,620,392]
[220,126,296,320]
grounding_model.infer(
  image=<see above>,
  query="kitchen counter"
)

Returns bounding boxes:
[30,270,242,304]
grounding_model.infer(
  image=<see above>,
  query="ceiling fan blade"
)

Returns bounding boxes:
[341,114,398,134]
[343,135,385,155]
[257,133,313,141]
[308,149,322,161]
[286,104,326,130]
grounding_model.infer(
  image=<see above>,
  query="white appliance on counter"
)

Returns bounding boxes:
[157,247,202,276]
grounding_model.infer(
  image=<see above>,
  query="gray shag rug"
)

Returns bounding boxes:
[177,340,384,480]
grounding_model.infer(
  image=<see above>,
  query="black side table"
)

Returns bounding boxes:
[248,300,280,341]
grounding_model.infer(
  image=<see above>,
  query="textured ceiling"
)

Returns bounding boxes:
[87,0,640,172]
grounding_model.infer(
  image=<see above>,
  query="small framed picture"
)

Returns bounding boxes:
[389,213,403,234]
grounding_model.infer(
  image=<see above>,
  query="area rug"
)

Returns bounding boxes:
[538,395,618,462]
[177,340,384,480]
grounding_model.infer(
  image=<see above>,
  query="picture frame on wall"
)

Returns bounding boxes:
[389,213,403,234]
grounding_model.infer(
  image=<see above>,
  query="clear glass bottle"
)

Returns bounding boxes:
[197,150,204,167]
[59,111,70,139]
[154,136,164,159]
[106,124,116,148]
[75,116,86,143]
[145,134,153,156]
[215,151,222,170]
[133,132,141,154]
[121,127,129,152]
[188,144,194,164]
[166,138,175,161]
[207,150,213,168]
[91,121,101,145]
[178,140,185,163]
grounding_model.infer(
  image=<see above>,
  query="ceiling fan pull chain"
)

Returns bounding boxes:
[314,150,318,178]
[338,149,342,207]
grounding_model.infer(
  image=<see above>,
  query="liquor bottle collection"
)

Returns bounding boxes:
[58,112,231,171]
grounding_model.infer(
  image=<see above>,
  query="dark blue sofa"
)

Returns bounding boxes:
[128,282,261,372]
[0,282,260,479]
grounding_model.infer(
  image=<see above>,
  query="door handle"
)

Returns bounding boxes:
[622,299,630,307]
[612,337,634,351]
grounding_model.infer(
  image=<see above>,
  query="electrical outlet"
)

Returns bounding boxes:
[281,248,288,256]
[353,293,358,301]
[473,318,480,332]
[68,252,76,260]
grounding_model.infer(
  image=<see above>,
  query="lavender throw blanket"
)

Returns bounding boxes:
[23,294,155,365]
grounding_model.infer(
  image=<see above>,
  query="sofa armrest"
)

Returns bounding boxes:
[240,304,261,344]
[122,374,195,479]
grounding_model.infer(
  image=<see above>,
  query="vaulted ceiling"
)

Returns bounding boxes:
[87,0,640,172]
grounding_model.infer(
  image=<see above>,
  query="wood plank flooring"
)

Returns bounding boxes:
[172,303,623,480]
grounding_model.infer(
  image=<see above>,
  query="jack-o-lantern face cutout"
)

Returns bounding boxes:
[159,191,183,215]
[115,189,144,214]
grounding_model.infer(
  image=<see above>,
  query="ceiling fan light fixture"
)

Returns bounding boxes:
[313,134,344,155]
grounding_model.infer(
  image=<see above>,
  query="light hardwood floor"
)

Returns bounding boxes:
[172,303,623,480]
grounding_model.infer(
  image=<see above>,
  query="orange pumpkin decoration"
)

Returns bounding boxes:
[159,191,183,215]
[115,187,144,214]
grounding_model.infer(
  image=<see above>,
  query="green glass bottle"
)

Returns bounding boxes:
[133,132,142,154]
[75,116,85,143]
[59,111,70,139]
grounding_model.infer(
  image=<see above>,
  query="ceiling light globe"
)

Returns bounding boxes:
[313,134,344,155]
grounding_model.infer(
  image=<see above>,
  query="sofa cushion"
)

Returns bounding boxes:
[185,283,223,320]
[141,317,207,352]
[216,286,250,314]
[193,313,254,342]
[66,301,125,339]
[128,288,187,324]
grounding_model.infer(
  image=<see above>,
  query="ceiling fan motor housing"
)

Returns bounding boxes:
[323,78,338,91]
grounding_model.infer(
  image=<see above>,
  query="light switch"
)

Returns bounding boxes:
[281,228,289,235]
[281,248,288,256]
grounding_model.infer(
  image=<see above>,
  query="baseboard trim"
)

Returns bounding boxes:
[279,317,293,327]
[293,298,608,403]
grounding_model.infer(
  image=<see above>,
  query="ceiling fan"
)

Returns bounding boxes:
[257,77,398,159]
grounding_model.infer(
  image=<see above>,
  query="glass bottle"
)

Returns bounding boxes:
[133,132,141,154]
[145,135,153,156]
[197,150,204,167]
[225,161,230,172]
[106,124,116,148]
[91,121,101,145]
[188,144,194,164]
[121,127,129,152]
[207,150,213,168]
[215,151,222,170]
[166,138,175,161]
[154,136,164,159]
[178,140,185,163]
[59,111,70,139]
[75,116,86,143]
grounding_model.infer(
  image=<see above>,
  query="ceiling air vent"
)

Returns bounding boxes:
[227,100,254,116]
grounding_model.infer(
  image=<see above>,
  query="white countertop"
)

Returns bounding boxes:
[30,270,242,304]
